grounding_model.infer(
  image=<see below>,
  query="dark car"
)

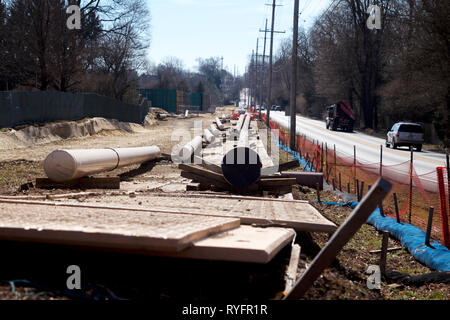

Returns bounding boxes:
[386,122,424,151]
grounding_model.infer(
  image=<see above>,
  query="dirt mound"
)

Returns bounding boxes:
[0,116,155,150]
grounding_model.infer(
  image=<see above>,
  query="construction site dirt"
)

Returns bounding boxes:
[0,108,448,300]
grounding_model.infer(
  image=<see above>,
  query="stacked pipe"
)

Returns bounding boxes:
[222,114,262,187]
[215,117,224,130]
[179,136,203,161]
[210,124,221,137]
[44,146,161,182]
[234,114,246,134]
[203,129,215,144]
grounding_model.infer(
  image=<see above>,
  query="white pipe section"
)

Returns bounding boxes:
[215,117,224,130]
[210,124,221,137]
[238,114,251,148]
[44,146,161,182]
[234,114,246,133]
[204,129,215,144]
[179,136,203,161]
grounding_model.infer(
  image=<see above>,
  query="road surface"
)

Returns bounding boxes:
[265,111,447,191]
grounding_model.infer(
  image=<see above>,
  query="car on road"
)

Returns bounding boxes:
[274,106,282,111]
[386,122,424,151]
[237,108,246,115]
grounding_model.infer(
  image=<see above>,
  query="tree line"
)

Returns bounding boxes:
[246,0,449,146]
[140,56,243,107]
[0,0,243,107]
[0,0,149,102]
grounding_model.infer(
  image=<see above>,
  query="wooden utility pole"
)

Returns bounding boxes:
[251,50,255,107]
[266,0,276,127]
[289,0,299,151]
[255,38,259,108]
[259,19,268,120]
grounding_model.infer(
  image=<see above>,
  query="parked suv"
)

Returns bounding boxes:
[386,122,424,151]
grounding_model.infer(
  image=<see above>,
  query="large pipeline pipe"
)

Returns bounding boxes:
[44,146,161,182]
[222,114,262,187]
[233,114,246,134]
[210,124,221,137]
[215,117,225,130]
[179,136,203,161]
[203,129,215,144]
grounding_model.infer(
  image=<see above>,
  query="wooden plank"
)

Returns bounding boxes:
[284,244,301,293]
[285,177,392,300]
[0,197,336,234]
[0,202,240,253]
[280,172,324,190]
[258,178,297,187]
[173,226,295,263]
[146,192,308,204]
[260,160,300,175]
[181,171,231,190]
[193,155,223,174]
[179,164,229,186]
[279,160,301,171]
[369,247,402,254]
[36,177,120,190]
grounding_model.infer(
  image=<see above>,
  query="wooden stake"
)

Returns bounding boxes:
[425,206,434,247]
[316,182,321,203]
[356,179,360,201]
[285,178,392,300]
[359,181,365,200]
[393,193,400,223]
[379,231,389,275]
[339,173,342,192]
[379,202,385,217]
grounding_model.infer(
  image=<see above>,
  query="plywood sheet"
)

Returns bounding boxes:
[0,202,240,253]
[174,225,295,263]
[4,192,336,233]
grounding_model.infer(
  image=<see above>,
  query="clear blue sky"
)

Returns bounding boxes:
[146,0,331,75]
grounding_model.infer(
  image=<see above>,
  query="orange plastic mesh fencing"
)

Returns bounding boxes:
[268,118,449,247]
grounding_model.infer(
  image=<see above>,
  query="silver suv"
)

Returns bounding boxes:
[386,122,424,151]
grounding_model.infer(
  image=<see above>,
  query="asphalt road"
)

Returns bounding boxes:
[264,111,447,191]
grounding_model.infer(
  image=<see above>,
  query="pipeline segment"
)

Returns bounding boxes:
[203,129,215,144]
[222,114,262,187]
[179,136,203,161]
[44,146,161,182]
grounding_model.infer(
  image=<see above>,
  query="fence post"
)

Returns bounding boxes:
[447,153,449,215]
[409,147,413,224]
[380,145,383,177]
[320,142,324,172]
[334,144,337,183]
[425,206,434,247]
[379,231,389,275]
[436,167,450,248]
[325,143,328,182]
[393,193,400,223]
[353,145,357,194]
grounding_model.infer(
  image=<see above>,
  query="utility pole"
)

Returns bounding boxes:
[267,0,277,127]
[289,0,299,151]
[255,38,259,108]
[259,18,268,120]
[248,50,255,106]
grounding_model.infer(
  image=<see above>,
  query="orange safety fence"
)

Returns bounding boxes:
[257,112,450,248]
